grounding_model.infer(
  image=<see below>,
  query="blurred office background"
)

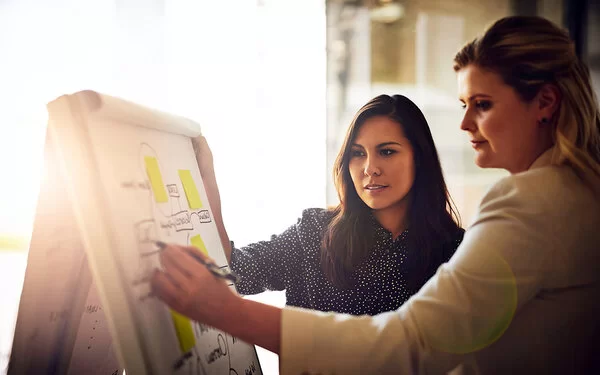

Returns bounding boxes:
[0,0,598,373]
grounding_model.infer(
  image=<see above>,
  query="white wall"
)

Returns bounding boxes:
[0,1,326,374]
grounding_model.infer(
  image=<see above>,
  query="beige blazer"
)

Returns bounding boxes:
[280,149,600,374]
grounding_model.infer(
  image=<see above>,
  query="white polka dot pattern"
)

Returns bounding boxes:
[230,208,463,315]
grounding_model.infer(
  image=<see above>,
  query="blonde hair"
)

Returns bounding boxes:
[453,16,600,188]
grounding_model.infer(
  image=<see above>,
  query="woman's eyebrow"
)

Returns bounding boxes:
[377,141,402,148]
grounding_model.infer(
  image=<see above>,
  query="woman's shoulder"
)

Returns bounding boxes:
[296,207,336,229]
[477,165,599,244]
[485,164,595,212]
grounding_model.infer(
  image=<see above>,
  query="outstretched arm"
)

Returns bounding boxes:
[152,176,553,374]
[151,243,281,353]
[191,136,311,296]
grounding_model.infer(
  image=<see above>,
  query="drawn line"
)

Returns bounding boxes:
[193,345,208,375]
[140,249,162,257]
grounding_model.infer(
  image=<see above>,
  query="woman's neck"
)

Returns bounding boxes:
[373,204,408,240]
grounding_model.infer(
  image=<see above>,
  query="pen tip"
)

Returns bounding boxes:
[155,241,167,249]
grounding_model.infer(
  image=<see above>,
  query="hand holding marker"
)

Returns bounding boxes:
[155,241,239,284]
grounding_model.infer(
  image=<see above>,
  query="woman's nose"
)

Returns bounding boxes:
[460,110,476,132]
[364,157,381,177]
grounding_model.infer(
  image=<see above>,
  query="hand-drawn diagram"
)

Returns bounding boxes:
[192,324,260,375]
[117,142,258,375]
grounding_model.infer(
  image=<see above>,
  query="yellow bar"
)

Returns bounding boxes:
[178,169,203,209]
[170,310,196,353]
[144,156,168,203]
[190,234,209,256]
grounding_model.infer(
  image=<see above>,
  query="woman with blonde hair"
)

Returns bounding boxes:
[151,16,600,374]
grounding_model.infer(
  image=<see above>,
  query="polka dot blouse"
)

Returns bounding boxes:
[230,208,464,316]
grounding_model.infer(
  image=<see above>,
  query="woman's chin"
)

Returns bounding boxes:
[368,200,400,212]
[365,201,386,211]
[474,153,495,169]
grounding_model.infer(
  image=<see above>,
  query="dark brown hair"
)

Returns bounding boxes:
[321,94,462,289]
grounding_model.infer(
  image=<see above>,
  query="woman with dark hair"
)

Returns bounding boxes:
[194,93,463,316]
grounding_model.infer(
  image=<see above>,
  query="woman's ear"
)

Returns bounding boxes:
[536,83,561,120]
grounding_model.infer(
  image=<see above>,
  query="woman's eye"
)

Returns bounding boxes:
[350,150,364,157]
[475,100,492,110]
[461,100,492,111]
[380,149,396,157]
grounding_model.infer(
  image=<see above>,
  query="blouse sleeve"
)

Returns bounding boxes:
[280,174,556,374]
[230,208,324,296]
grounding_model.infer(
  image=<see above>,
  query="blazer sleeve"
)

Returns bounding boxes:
[280,175,555,375]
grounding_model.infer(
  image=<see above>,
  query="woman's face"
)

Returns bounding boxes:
[349,115,415,214]
[457,64,551,173]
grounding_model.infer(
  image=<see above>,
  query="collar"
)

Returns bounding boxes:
[529,147,555,170]
[369,213,408,243]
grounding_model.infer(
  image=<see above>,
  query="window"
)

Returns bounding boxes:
[325,0,565,226]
